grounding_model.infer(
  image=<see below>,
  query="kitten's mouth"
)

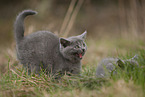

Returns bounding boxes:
[75,53,83,59]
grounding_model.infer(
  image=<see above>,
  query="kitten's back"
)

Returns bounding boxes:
[17,31,59,64]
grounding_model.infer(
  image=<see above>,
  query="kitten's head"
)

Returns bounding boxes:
[59,31,87,63]
[117,55,139,69]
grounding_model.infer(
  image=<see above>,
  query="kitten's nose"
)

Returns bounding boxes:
[82,49,85,52]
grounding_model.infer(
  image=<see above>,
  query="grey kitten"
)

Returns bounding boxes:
[96,55,138,78]
[14,10,87,75]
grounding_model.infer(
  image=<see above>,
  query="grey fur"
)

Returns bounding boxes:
[14,10,37,43]
[96,55,138,78]
[14,10,87,75]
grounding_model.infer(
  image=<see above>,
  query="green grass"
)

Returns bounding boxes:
[0,49,145,97]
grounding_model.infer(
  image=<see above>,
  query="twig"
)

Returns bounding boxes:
[63,0,84,37]
[60,0,77,35]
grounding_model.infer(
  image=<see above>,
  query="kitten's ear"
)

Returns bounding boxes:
[60,38,70,47]
[132,54,138,60]
[117,59,125,69]
[78,30,87,40]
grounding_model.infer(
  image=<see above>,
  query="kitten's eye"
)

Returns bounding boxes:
[74,45,79,49]
[83,43,85,47]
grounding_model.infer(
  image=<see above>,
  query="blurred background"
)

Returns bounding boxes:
[0,0,145,69]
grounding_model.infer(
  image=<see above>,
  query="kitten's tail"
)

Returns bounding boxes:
[14,10,37,42]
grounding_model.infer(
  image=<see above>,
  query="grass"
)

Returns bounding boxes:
[0,39,145,97]
[0,50,145,97]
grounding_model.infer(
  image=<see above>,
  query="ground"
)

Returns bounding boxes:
[0,38,145,97]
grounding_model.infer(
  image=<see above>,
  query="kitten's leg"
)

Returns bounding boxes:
[35,65,41,74]
[71,67,81,75]
[44,62,53,74]
[28,63,41,75]
[23,64,31,75]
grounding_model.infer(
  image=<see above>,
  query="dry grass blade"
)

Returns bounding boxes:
[60,0,77,35]
[10,69,37,85]
[63,0,84,37]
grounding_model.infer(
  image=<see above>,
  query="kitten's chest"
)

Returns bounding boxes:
[52,53,81,74]
[61,61,81,74]
[54,60,72,69]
